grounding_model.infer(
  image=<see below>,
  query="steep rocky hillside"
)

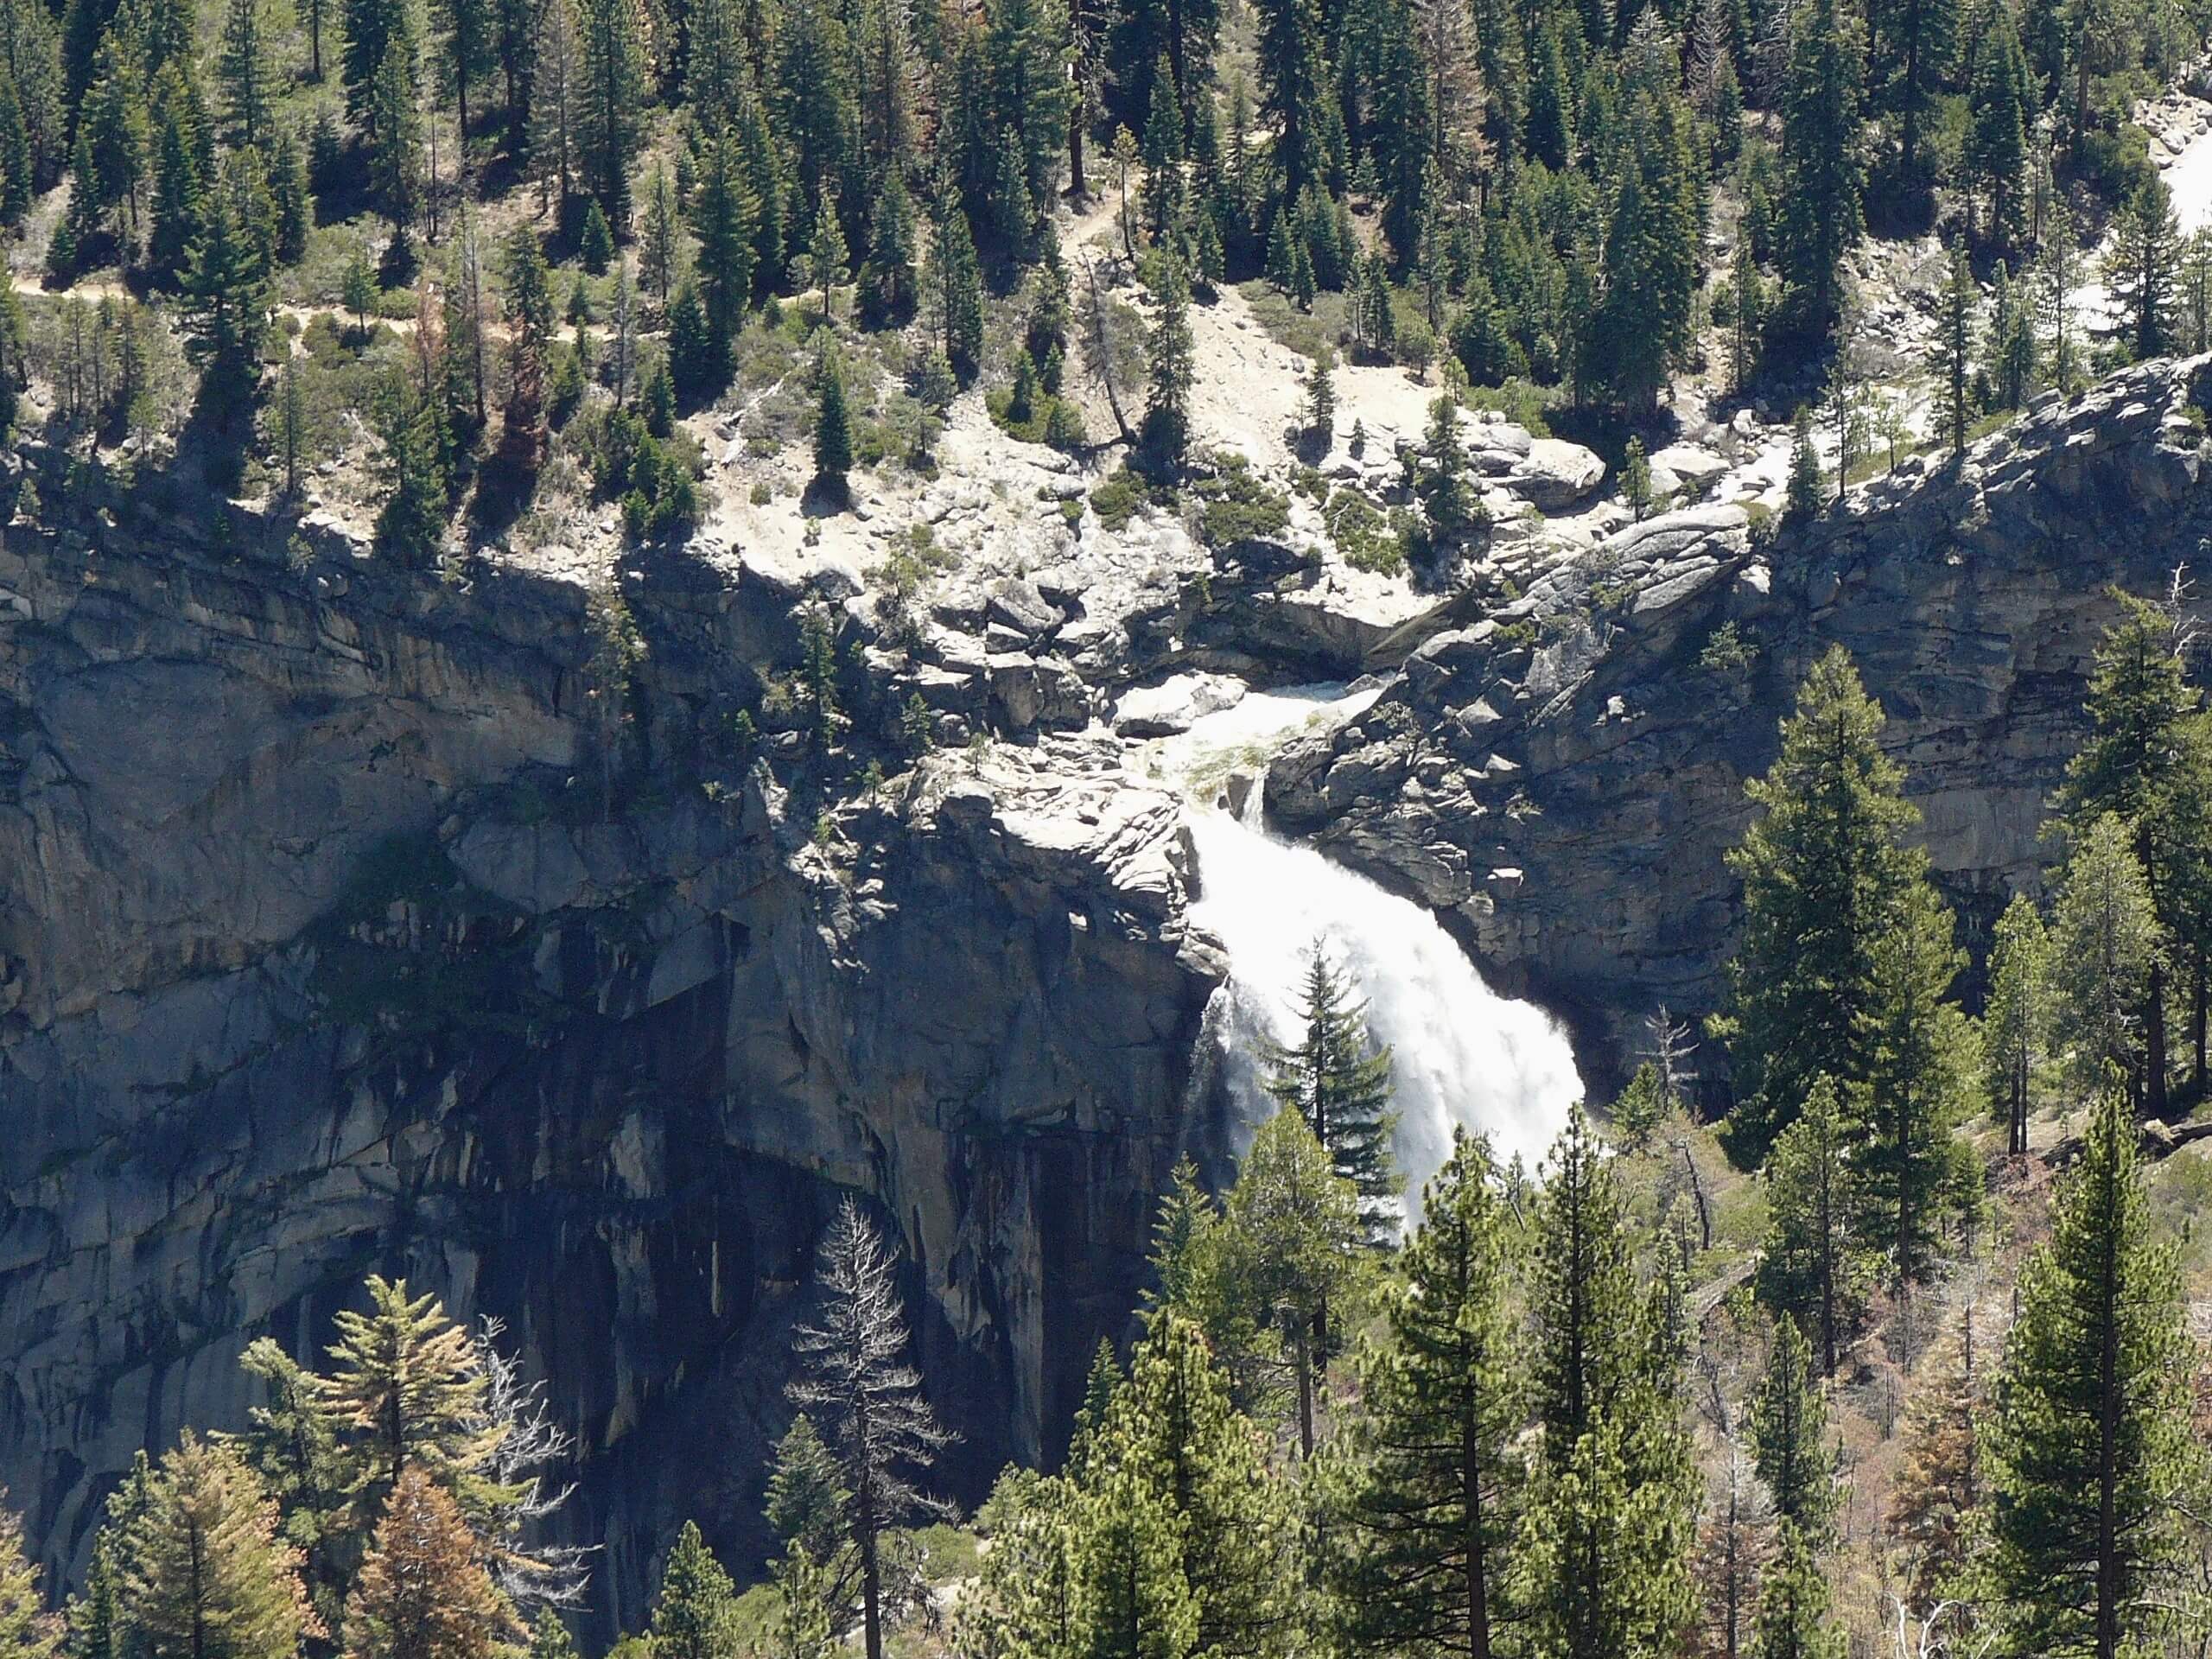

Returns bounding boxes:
[1275,358,2212,1077]
[8,340,2212,1631]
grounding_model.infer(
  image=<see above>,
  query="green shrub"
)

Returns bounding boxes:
[1190,453,1292,548]
[1091,468,1145,531]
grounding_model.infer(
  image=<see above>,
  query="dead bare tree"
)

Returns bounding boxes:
[1643,1004,1700,1109]
[471,1318,597,1610]
[1077,251,1138,444]
[789,1198,957,1659]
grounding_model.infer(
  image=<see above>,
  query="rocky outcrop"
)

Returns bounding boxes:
[1272,359,2212,1084]
[0,456,1221,1633]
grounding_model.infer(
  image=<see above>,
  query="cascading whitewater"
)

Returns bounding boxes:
[1185,809,1584,1214]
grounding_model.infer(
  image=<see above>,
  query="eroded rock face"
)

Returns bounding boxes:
[1272,359,2212,1085]
[0,472,1221,1634]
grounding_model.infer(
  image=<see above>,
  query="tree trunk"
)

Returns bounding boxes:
[2094,1148,2120,1659]
[1294,1333,1316,1460]
[2146,959,2171,1118]
[860,1478,884,1659]
[1464,1393,1491,1659]
[2194,938,2207,1095]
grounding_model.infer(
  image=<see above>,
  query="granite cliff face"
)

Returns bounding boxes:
[0,456,1221,1631]
[1271,359,2212,1082]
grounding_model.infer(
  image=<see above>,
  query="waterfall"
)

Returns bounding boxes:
[1185,812,1583,1212]
[1145,683,1583,1215]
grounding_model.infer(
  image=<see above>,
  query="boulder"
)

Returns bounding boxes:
[1507,438,1608,508]
[1112,671,1249,737]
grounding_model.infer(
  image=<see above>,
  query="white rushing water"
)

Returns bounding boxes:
[1146,684,1585,1212]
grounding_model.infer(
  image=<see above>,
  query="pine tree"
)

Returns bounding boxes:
[122,1435,320,1659]
[315,1276,499,1526]
[813,351,855,499]
[1784,407,1822,520]
[525,0,579,213]
[1982,1087,2202,1659]
[1141,50,1185,239]
[374,371,454,563]
[1075,1312,1292,1656]
[0,71,29,227]
[503,226,556,457]
[1141,251,1194,479]
[1848,874,1975,1300]
[1987,261,2036,410]
[1777,0,1864,346]
[2041,201,2082,392]
[1620,436,1653,520]
[1984,893,2050,1156]
[692,131,758,353]
[1964,0,2031,248]
[2050,814,2163,1103]
[788,1200,955,1659]
[146,62,209,286]
[180,160,271,418]
[575,0,642,222]
[859,169,918,324]
[269,126,310,264]
[1210,1106,1363,1458]
[218,0,270,149]
[579,199,613,272]
[666,281,717,396]
[932,202,983,373]
[2180,229,2212,355]
[370,30,424,237]
[808,190,849,321]
[950,1469,1077,1659]
[1719,647,1919,1166]
[1254,0,1331,196]
[1750,1522,1840,1659]
[765,1419,849,1567]
[1592,88,1701,412]
[1751,1321,1833,1536]
[641,162,680,302]
[762,1545,837,1659]
[1886,1326,1981,1608]
[0,1503,60,1659]
[735,93,787,300]
[432,0,492,142]
[1342,1128,1522,1659]
[442,210,490,435]
[775,0,858,235]
[345,0,408,125]
[1259,941,1400,1241]
[1068,1461,1198,1659]
[1933,242,1976,455]
[1516,1110,1698,1659]
[1302,348,1334,442]
[2106,174,2179,362]
[684,0,743,128]
[80,41,149,251]
[650,1522,738,1659]
[234,1338,349,1630]
[344,1471,512,1659]
[2057,592,2208,1116]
